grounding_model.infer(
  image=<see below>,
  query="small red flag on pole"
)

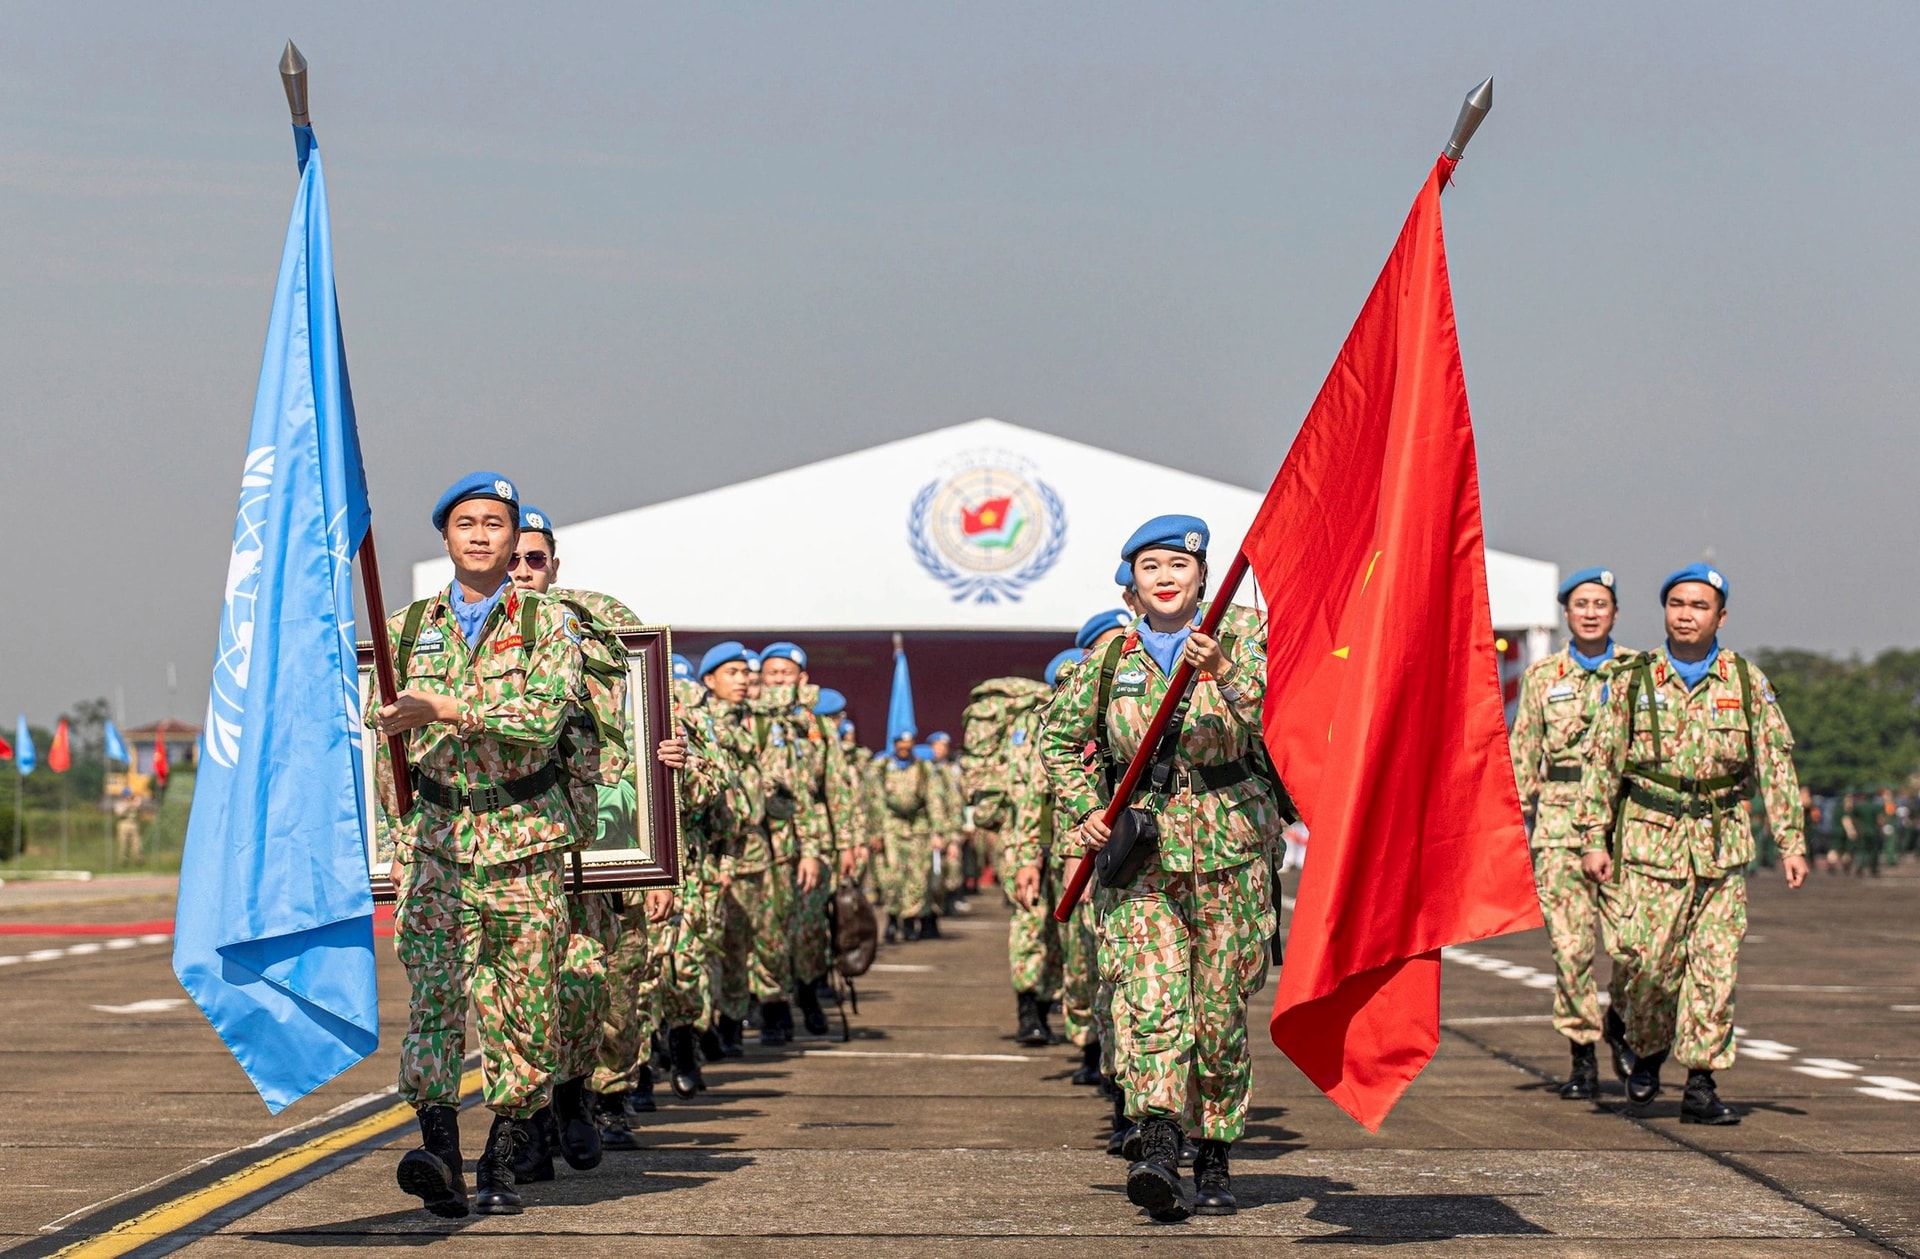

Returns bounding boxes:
[48,720,71,774]
[1246,140,1538,1132]
[153,724,171,788]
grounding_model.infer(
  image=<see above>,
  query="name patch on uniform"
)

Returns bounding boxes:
[1715,697,1743,711]
[492,635,524,653]
[414,629,446,654]
[1112,668,1149,698]
[1546,685,1576,702]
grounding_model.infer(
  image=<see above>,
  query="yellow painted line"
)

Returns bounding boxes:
[53,1068,484,1259]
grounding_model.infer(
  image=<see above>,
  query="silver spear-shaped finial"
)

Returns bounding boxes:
[280,41,310,127]
[1443,76,1493,161]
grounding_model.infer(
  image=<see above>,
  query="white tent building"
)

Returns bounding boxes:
[414,419,1559,736]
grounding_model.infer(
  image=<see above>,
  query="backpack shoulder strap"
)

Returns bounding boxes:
[520,589,540,645]
[1735,654,1757,750]
[394,599,430,678]
[1091,636,1125,758]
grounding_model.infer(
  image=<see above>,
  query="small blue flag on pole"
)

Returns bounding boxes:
[887,646,917,744]
[173,122,380,1113]
[14,716,34,775]
[103,720,129,765]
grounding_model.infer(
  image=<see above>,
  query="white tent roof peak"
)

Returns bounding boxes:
[412,417,1560,632]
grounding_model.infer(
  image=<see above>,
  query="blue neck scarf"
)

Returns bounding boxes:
[1665,640,1720,690]
[450,579,509,647]
[887,754,915,771]
[1138,612,1199,677]
[1568,640,1615,672]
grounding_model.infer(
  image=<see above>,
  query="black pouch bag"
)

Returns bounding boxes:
[1095,807,1160,888]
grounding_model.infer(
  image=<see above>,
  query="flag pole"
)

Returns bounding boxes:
[1057,75,1494,924]
[280,41,413,817]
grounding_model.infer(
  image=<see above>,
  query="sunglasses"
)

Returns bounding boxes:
[508,550,550,571]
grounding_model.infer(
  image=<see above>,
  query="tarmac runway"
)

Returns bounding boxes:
[0,866,1915,1256]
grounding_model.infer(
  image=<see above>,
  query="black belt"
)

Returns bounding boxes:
[412,762,560,814]
[1139,759,1254,799]
[1544,764,1583,783]
[1626,781,1746,820]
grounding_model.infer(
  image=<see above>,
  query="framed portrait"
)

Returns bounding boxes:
[357,625,682,903]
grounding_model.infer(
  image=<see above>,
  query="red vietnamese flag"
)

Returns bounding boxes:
[0,734,11,760]
[48,719,71,774]
[961,496,1015,536]
[1245,156,1539,1131]
[153,725,170,788]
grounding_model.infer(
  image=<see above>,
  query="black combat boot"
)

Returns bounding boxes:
[920,913,941,940]
[759,1001,793,1047]
[1071,1041,1103,1086]
[901,915,921,942]
[1179,1136,1199,1168]
[1560,1042,1600,1100]
[669,1024,702,1098]
[1105,1086,1133,1157]
[1034,995,1056,1045]
[1191,1139,1237,1216]
[551,1076,602,1171]
[1681,1069,1742,1125]
[793,974,830,1036]
[510,1107,556,1183]
[1626,1047,1668,1106]
[775,998,797,1041]
[596,1090,641,1152]
[630,1063,658,1114]
[718,1015,745,1058]
[1125,1117,1194,1222]
[395,1105,469,1218]
[473,1114,528,1216]
[885,914,900,945]
[1015,991,1049,1047]
[1604,1007,1637,1082]
[700,1023,725,1063]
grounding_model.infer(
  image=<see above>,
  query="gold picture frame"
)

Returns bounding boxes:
[356,626,682,902]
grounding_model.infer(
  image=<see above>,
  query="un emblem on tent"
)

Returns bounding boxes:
[908,456,1066,604]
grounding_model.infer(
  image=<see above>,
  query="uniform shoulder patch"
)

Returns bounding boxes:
[415,628,446,653]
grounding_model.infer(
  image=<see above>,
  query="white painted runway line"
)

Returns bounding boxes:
[803,1050,1036,1063]
[1442,943,1914,1103]
[0,933,174,970]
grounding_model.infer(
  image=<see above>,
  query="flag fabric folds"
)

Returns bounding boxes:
[153,728,170,787]
[14,717,34,776]
[887,649,917,743]
[48,720,71,774]
[1244,156,1540,1132]
[103,720,129,765]
[172,125,380,1114]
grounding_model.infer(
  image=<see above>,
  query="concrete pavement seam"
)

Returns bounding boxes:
[1440,1023,1917,1259]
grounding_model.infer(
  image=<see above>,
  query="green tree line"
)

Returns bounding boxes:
[1753,648,1920,795]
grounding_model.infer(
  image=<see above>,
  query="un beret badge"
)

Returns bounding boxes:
[1184,531,1203,552]
[494,479,514,499]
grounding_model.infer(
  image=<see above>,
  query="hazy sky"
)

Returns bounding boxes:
[3,2,1917,724]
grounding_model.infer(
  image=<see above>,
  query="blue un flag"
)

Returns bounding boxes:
[173,125,380,1113]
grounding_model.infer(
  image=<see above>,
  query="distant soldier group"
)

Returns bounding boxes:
[1510,562,1809,1124]
[959,514,1298,1223]
[369,472,951,1219]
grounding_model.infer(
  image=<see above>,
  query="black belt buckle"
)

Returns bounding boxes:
[470,784,504,812]
[1169,768,1194,796]
[1677,775,1700,794]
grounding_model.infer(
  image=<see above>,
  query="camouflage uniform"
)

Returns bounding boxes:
[930,757,968,901]
[866,753,955,921]
[652,681,740,1033]
[768,684,861,987]
[1509,645,1635,1046]
[1040,605,1280,1141]
[373,585,584,1119]
[961,678,1059,995]
[1575,647,1807,1069]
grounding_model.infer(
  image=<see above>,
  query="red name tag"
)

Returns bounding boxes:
[1715,697,1742,710]
[493,635,524,653]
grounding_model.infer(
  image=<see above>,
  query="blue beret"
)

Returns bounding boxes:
[1115,561,1135,590]
[432,471,519,531]
[1557,566,1617,605]
[744,651,761,671]
[760,642,807,668]
[1045,648,1084,687]
[518,504,555,535]
[911,743,934,761]
[1075,608,1133,651]
[1660,562,1728,605]
[1121,514,1209,562]
[837,717,855,737]
[671,654,694,682]
[699,641,749,678]
[927,730,951,744]
[814,687,847,717]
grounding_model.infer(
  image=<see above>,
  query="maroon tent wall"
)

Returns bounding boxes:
[673,630,1066,755]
